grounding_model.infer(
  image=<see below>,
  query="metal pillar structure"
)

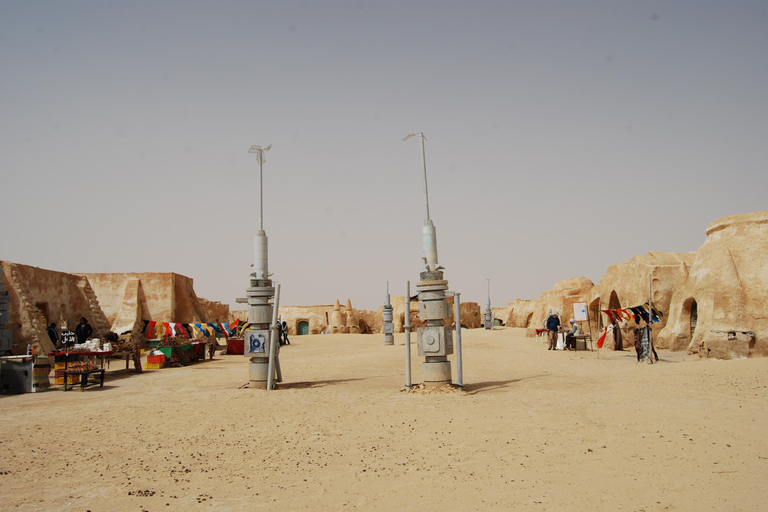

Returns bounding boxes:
[404,280,412,388]
[403,132,453,388]
[446,291,464,387]
[483,278,493,330]
[383,282,394,345]
[0,264,12,353]
[238,144,282,389]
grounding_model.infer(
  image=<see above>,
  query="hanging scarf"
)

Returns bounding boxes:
[597,327,608,348]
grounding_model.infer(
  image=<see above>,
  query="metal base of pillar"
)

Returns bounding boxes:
[384,334,394,345]
[422,359,451,387]
[249,358,269,389]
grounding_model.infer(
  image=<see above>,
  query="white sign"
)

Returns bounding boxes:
[573,302,588,322]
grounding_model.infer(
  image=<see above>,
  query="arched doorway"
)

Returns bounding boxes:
[690,300,698,339]
[297,321,309,336]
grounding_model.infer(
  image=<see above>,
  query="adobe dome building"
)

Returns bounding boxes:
[588,251,696,347]
[658,211,768,359]
[525,277,594,337]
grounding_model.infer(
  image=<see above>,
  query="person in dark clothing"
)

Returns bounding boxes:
[281,321,290,345]
[546,312,561,350]
[46,322,59,348]
[75,317,93,343]
[634,324,659,362]
[613,319,623,350]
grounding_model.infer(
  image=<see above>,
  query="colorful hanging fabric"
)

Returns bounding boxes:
[176,323,187,337]
[147,321,157,338]
[597,327,608,348]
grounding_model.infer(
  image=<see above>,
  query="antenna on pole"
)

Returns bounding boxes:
[403,132,440,271]
[249,144,272,233]
[402,132,430,223]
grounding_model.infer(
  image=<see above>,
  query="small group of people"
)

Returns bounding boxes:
[545,312,583,351]
[46,317,93,350]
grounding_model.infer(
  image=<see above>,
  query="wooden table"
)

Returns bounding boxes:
[572,334,593,351]
[62,368,106,391]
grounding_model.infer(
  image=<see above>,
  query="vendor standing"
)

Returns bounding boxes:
[546,312,561,350]
[46,322,59,348]
[75,317,93,343]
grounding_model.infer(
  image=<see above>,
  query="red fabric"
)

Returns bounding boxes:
[147,321,156,338]
[217,322,229,340]
[163,323,170,339]
[227,338,244,355]
[176,323,188,337]
[598,328,608,348]
[192,342,205,360]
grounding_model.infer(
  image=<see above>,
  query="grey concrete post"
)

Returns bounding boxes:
[454,292,463,387]
[405,281,411,388]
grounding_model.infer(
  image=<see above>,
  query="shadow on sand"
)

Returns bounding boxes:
[270,377,371,390]
[462,374,549,394]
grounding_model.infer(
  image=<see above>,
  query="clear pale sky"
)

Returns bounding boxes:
[2,1,766,311]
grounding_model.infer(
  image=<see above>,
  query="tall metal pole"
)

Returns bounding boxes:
[267,283,281,390]
[405,280,412,388]
[648,271,654,364]
[454,292,463,387]
[419,133,430,222]
[259,153,264,232]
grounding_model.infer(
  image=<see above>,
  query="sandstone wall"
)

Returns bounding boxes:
[658,211,768,358]
[198,298,231,324]
[589,252,696,346]
[526,277,595,337]
[503,299,537,328]
[278,304,335,335]
[0,261,110,354]
[81,272,226,330]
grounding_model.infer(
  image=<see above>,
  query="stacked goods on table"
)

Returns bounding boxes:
[145,351,166,369]
[157,336,199,367]
[113,332,143,373]
[53,354,79,385]
[54,361,96,385]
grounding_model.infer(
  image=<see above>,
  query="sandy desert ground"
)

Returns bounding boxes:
[1,327,767,512]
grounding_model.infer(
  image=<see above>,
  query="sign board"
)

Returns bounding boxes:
[61,330,76,347]
[244,329,267,355]
[572,303,588,322]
